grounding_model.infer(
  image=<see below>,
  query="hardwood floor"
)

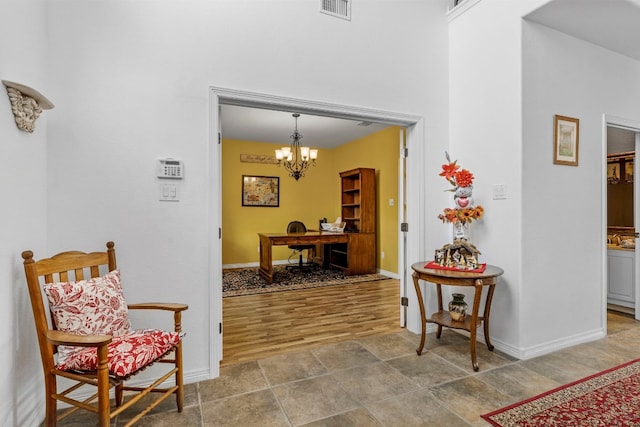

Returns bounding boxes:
[222,278,402,365]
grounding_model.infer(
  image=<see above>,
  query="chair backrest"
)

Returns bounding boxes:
[287,221,307,233]
[22,241,117,373]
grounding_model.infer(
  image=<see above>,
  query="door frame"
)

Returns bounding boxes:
[208,86,424,377]
[603,114,640,326]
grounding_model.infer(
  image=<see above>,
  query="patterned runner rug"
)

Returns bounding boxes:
[223,265,389,297]
[482,358,640,426]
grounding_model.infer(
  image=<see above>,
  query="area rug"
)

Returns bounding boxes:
[481,358,640,426]
[223,265,389,297]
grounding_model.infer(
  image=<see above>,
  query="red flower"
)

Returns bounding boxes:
[439,162,459,181]
[454,169,474,187]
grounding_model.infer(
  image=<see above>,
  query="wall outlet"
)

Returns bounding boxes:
[381,251,385,259]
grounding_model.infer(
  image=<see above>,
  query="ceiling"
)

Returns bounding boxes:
[524,0,640,61]
[221,105,389,149]
[608,126,637,154]
[221,0,640,149]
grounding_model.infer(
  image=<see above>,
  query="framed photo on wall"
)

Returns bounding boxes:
[608,161,621,184]
[625,160,634,183]
[242,175,279,207]
[553,115,580,166]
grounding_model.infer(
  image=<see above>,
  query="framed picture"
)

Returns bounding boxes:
[242,175,279,207]
[625,160,634,183]
[553,115,580,166]
[608,162,620,184]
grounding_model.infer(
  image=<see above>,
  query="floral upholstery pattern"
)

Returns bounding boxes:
[44,269,131,337]
[56,329,182,377]
[43,269,183,377]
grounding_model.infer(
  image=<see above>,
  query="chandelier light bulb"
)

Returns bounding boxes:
[274,113,318,181]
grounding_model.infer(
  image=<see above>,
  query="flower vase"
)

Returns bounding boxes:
[452,222,472,243]
[448,293,468,321]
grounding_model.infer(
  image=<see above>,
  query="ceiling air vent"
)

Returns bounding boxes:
[320,0,351,21]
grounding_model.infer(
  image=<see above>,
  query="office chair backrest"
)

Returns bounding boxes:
[287,221,307,233]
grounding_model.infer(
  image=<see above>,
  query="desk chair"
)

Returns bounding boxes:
[286,220,316,271]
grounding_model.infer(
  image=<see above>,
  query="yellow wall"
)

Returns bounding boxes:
[333,127,400,272]
[222,126,401,273]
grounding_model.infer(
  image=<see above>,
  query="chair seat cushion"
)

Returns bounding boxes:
[56,329,183,378]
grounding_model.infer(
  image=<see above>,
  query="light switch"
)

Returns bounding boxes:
[492,184,507,200]
[159,183,180,202]
[389,198,395,206]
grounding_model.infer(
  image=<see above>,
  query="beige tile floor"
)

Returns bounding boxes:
[54,311,639,426]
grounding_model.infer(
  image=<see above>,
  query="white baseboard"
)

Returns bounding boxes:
[485,327,607,361]
[378,269,399,279]
[223,260,288,269]
[11,378,45,427]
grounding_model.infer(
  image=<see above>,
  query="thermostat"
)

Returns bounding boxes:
[157,158,184,179]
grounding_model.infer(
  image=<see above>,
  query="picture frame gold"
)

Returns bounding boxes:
[625,160,634,183]
[242,175,279,207]
[608,161,621,184]
[553,115,579,166]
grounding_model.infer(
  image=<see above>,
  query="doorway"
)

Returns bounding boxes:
[604,115,640,326]
[208,87,424,378]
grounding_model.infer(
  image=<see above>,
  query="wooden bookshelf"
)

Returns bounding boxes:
[327,168,376,275]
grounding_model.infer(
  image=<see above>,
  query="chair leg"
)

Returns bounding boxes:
[174,311,185,412]
[175,343,184,412]
[45,374,57,427]
[115,382,124,407]
[97,346,110,427]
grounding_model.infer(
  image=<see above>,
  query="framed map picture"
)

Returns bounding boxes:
[242,175,279,207]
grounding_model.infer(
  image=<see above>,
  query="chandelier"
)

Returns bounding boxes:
[275,113,318,181]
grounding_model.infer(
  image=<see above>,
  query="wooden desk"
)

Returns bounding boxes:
[411,262,504,371]
[259,232,348,283]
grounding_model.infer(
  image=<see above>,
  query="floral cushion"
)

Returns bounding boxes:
[56,329,183,377]
[44,269,131,337]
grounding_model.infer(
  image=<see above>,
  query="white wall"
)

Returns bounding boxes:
[42,0,450,398]
[450,0,640,360]
[448,0,549,356]
[522,22,640,354]
[0,0,49,425]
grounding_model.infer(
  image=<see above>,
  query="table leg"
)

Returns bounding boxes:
[412,272,427,355]
[257,236,274,283]
[470,279,484,371]
[483,283,496,351]
[436,283,443,339]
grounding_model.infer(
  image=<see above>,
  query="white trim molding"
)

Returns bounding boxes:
[209,86,426,378]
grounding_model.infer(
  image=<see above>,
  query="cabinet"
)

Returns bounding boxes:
[327,168,376,275]
[607,248,635,309]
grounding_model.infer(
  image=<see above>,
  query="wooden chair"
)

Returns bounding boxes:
[22,241,188,426]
